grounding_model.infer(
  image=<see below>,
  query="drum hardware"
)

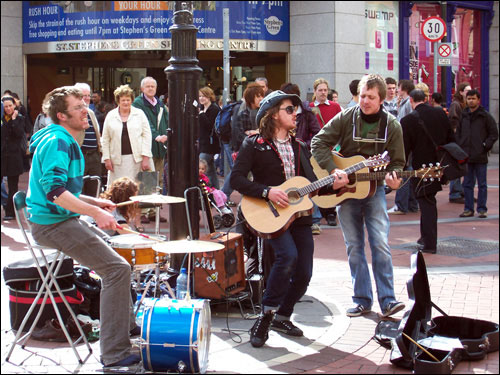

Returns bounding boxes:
[138,298,211,373]
[130,193,185,236]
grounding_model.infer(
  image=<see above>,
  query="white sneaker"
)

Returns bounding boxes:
[387,206,406,215]
[311,224,321,235]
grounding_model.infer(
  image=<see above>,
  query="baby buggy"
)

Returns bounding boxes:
[208,195,235,229]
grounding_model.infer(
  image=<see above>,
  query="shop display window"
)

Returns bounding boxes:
[450,8,482,95]
[364,1,399,78]
[409,3,442,92]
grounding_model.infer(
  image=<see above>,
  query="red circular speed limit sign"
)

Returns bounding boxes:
[439,44,451,57]
[421,16,446,42]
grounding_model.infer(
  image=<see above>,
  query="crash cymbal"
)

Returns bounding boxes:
[130,194,186,204]
[152,239,225,254]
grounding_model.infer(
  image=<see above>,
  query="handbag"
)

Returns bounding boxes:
[416,112,468,184]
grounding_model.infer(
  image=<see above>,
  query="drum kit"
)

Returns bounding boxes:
[108,192,224,373]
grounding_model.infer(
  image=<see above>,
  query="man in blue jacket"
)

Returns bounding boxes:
[456,90,498,218]
[27,86,141,368]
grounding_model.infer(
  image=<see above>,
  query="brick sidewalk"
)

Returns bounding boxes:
[1,155,498,373]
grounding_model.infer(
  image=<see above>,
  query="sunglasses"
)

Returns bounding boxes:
[279,105,297,115]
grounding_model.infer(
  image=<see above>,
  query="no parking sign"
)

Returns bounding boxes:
[437,43,453,66]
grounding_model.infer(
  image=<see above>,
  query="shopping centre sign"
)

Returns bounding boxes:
[22,1,289,54]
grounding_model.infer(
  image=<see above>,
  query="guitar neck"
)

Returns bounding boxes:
[356,170,418,181]
[298,160,369,196]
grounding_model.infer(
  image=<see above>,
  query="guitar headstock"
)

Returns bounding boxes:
[415,163,444,181]
[365,151,391,171]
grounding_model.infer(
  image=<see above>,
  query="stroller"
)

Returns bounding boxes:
[199,179,235,229]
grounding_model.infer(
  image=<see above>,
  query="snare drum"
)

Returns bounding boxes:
[109,234,163,266]
[140,298,211,373]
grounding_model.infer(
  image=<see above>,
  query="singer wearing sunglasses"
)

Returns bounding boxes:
[230,90,348,348]
[311,74,406,319]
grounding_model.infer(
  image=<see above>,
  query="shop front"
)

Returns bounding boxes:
[22,1,289,118]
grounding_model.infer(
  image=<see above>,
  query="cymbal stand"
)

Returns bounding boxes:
[183,186,208,299]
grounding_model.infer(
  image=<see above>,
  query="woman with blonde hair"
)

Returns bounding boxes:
[101,84,153,231]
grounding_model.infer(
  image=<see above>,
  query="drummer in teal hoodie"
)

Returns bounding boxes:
[27,86,142,368]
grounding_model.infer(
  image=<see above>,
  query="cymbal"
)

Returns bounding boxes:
[130,194,186,204]
[153,240,224,254]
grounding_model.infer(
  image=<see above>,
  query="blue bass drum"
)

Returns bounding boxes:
[140,298,211,373]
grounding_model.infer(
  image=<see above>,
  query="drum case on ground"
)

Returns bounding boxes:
[388,251,499,373]
[194,232,246,299]
[3,253,82,331]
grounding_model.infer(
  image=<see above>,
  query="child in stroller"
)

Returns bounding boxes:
[199,158,235,229]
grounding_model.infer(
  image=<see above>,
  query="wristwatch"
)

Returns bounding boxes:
[262,187,270,200]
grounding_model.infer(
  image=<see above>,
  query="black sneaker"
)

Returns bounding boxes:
[250,310,274,348]
[129,325,141,336]
[326,214,337,226]
[382,301,405,317]
[271,319,303,337]
[346,304,371,317]
[103,353,141,368]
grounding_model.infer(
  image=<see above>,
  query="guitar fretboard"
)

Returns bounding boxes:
[298,161,371,196]
[356,170,417,181]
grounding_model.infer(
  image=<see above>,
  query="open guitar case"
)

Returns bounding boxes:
[375,251,498,373]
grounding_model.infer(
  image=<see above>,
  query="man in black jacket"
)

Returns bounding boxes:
[401,90,455,254]
[456,90,498,218]
[230,91,347,348]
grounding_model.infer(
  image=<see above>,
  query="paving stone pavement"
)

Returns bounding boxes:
[1,155,498,374]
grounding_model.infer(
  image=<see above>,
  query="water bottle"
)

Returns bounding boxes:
[176,268,188,300]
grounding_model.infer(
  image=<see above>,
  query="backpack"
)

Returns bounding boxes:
[214,101,241,143]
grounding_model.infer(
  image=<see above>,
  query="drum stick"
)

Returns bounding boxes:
[402,332,440,362]
[115,224,164,242]
[116,200,136,207]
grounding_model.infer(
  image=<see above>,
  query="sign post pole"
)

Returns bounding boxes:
[421,16,446,93]
[434,42,438,94]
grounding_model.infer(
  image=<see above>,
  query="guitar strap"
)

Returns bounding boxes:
[297,140,318,183]
[376,110,388,155]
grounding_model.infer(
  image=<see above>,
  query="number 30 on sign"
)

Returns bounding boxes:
[421,16,447,42]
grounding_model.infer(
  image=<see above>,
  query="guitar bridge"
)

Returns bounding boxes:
[267,201,279,218]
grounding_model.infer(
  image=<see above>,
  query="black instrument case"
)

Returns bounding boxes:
[389,251,498,373]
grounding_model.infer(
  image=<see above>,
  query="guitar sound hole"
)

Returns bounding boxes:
[287,190,300,203]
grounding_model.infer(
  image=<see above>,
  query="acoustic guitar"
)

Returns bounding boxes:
[311,153,444,209]
[240,153,390,239]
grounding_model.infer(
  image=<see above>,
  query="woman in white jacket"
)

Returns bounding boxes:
[101,85,153,189]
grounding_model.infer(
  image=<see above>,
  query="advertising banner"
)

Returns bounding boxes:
[23,1,289,53]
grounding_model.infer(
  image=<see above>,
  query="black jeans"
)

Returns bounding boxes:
[1,174,19,217]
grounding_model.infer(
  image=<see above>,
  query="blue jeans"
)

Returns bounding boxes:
[463,162,488,213]
[200,152,220,190]
[337,186,396,311]
[394,169,418,212]
[312,203,322,224]
[264,223,314,318]
[1,177,8,208]
[449,178,464,200]
[221,143,234,198]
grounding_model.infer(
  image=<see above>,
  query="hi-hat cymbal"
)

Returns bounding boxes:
[130,194,186,204]
[153,240,224,254]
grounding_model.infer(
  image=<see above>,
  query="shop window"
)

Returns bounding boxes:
[409,3,442,92]
[451,8,481,94]
[364,1,399,79]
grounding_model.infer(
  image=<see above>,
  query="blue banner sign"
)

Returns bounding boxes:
[23,1,289,51]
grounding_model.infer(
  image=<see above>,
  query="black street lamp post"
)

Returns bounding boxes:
[165,1,202,271]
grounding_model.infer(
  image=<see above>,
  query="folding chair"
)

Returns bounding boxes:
[82,175,102,198]
[6,191,92,364]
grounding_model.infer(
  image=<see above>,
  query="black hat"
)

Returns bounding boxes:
[256,90,301,127]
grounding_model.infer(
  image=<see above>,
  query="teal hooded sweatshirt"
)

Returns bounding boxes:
[27,124,84,224]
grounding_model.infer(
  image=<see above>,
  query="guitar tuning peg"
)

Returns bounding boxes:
[422,164,426,168]
[429,163,433,167]
[430,178,434,181]
[436,162,440,166]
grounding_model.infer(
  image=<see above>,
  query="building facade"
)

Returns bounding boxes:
[1,1,498,133]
